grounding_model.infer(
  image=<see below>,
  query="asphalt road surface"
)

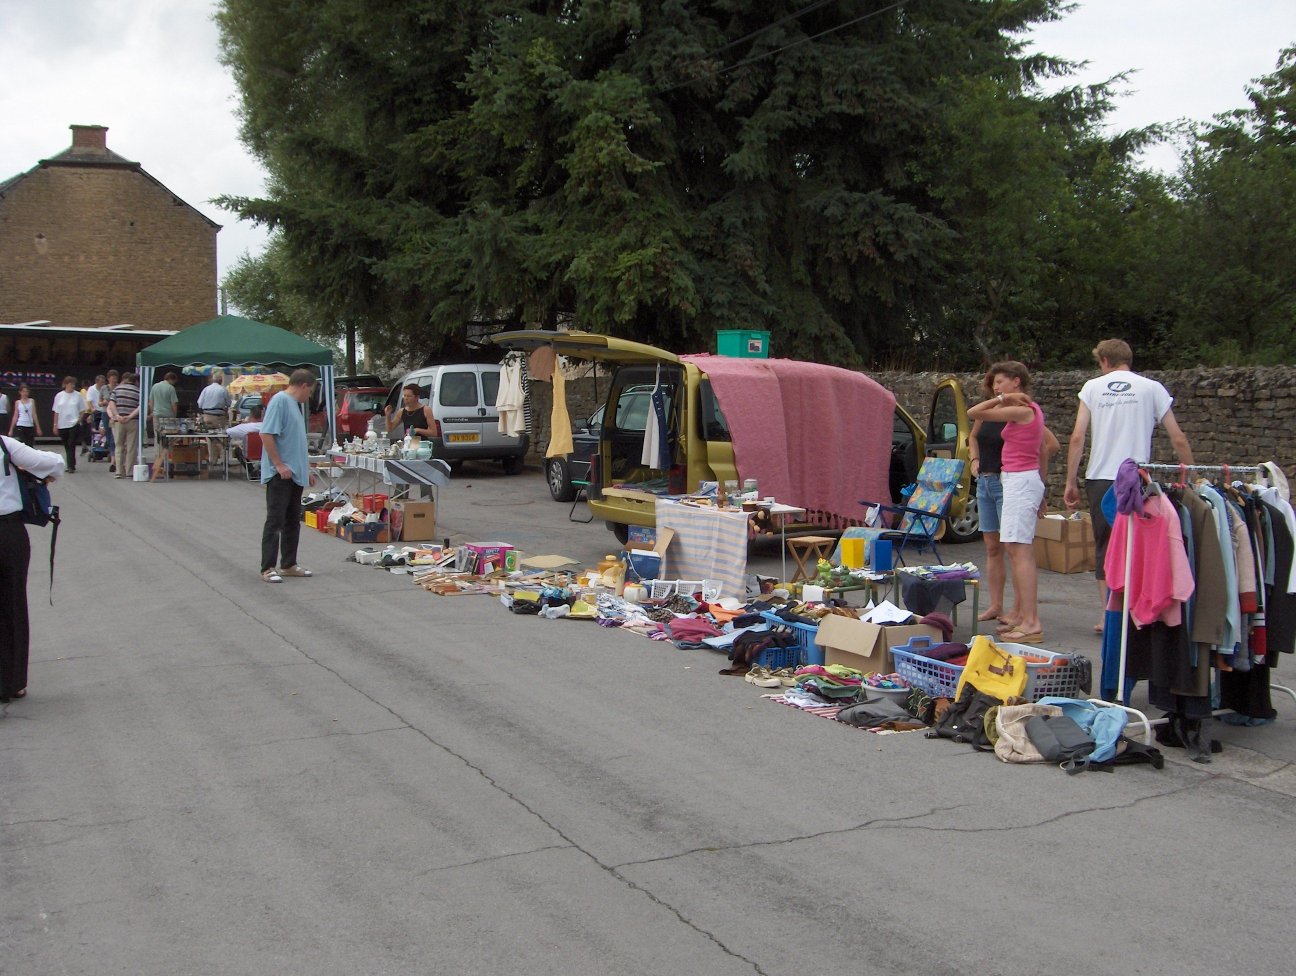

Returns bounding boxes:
[4,458,1295,975]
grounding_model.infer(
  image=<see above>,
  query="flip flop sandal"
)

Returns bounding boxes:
[261,569,284,583]
[1000,629,1045,644]
[280,565,314,577]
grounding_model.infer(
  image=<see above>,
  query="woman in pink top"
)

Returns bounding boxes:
[966,362,1057,644]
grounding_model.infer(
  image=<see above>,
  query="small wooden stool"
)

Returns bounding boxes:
[786,536,836,583]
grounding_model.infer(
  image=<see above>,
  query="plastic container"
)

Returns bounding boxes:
[758,611,825,669]
[716,329,771,358]
[891,636,1084,701]
[360,493,389,513]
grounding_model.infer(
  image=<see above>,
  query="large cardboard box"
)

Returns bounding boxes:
[1034,512,1095,574]
[814,614,943,673]
[390,501,436,542]
[338,522,389,545]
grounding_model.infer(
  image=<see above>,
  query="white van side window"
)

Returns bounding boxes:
[440,371,477,407]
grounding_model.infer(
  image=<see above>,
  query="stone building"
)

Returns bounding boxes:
[0,124,219,329]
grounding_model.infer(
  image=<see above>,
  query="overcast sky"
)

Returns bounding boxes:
[1,0,1291,289]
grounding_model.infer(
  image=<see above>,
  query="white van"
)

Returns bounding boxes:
[386,364,529,472]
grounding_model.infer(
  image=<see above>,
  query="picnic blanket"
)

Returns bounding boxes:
[682,355,894,527]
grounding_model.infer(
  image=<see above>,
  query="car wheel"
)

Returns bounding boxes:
[609,522,630,546]
[545,458,575,501]
[502,455,524,475]
[946,495,981,544]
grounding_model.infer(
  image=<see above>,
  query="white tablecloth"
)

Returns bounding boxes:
[654,499,749,599]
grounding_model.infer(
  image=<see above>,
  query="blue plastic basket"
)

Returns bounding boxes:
[891,636,1084,701]
[891,636,962,698]
[757,612,825,669]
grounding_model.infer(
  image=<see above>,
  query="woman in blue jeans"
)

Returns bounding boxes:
[968,368,1059,628]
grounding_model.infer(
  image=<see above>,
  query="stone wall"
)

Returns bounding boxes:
[525,364,1296,498]
[873,366,1296,502]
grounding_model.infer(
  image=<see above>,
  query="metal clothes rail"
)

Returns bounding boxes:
[1094,463,1296,742]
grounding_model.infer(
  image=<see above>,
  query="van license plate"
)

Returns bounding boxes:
[447,433,479,443]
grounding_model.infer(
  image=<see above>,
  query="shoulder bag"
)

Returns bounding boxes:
[1,436,60,604]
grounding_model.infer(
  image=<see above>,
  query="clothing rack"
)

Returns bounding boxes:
[1098,462,1296,742]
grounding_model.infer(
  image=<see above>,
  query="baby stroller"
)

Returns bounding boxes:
[88,416,111,462]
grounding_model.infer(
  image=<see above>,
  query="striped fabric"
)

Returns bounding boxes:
[108,383,140,414]
[654,499,749,599]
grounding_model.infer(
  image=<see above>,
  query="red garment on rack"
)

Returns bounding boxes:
[1105,493,1195,627]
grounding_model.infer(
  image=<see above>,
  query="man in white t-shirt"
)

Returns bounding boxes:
[227,403,265,453]
[1064,339,1193,619]
[51,375,88,473]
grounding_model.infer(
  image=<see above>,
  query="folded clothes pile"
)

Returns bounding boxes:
[792,664,864,701]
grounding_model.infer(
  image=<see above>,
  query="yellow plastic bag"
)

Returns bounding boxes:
[954,635,1028,702]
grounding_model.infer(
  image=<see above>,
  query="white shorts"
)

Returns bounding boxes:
[999,470,1045,544]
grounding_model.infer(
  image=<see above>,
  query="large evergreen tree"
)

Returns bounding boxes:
[217,0,1085,366]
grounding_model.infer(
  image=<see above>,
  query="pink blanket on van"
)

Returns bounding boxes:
[681,355,895,527]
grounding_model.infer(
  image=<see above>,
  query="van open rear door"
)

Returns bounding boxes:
[926,376,977,542]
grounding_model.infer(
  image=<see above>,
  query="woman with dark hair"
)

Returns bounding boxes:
[0,433,63,702]
[966,362,1058,644]
[968,367,1010,625]
[8,385,41,446]
[383,384,437,440]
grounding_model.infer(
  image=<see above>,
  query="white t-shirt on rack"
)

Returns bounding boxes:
[1078,369,1173,481]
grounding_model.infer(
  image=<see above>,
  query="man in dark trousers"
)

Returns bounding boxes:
[258,370,317,584]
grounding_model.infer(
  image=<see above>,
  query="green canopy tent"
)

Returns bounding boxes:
[136,315,336,455]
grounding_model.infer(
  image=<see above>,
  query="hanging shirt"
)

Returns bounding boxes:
[1078,370,1173,480]
[1257,486,1296,593]
[1105,492,1195,628]
[1201,486,1241,656]
[496,358,526,437]
[546,366,573,458]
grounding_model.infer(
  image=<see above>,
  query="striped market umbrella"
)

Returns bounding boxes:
[228,372,290,396]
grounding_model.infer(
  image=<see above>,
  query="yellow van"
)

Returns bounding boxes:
[488,331,973,543]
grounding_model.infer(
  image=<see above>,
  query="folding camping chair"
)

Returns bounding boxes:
[857,456,965,566]
[240,432,264,482]
[568,451,597,523]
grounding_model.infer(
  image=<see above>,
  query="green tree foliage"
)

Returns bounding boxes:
[1154,46,1296,366]
[217,0,1098,367]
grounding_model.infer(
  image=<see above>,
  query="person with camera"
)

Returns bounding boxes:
[0,433,62,702]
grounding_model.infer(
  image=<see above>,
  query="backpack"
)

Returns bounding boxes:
[926,682,1001,749]
[1,435,60,605]
[1025,715,1096,770]
[991,703,1064,763]
[1035,697,1129,763]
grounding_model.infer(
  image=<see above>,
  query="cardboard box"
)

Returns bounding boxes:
[814,614,943,673]
[338,522,389,545]
[390,500,436,542]
[465,542,514,574]
[620,526,675,584]
[1034,512,1095,574]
